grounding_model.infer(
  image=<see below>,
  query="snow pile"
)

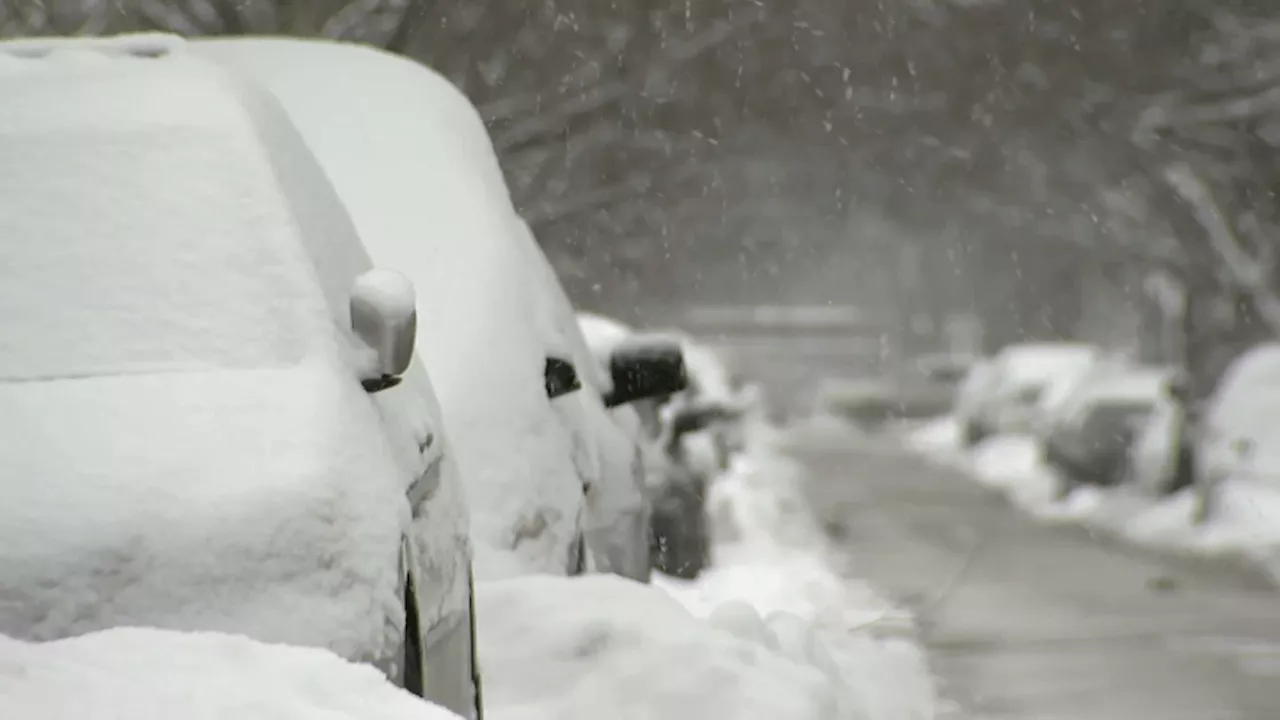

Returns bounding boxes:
[477,574,844,720]
[0,627,462,720]
[655,445,934,720]
[1124,485,1280,574]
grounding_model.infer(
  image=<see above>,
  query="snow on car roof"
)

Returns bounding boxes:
[191,37,585,574]
[0,38,352,380]
[577,312,636,361]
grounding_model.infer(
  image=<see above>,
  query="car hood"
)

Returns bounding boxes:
[0,363,409,663]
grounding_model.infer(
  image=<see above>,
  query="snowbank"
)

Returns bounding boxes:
[0,627,461,720]
[478,574,844,720]
[654,443,934,720]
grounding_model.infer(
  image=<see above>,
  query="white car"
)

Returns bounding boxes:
[1192,343,1280,521]
[960,342,1099,445]
[192,36,685,582]
[0,35,478,717]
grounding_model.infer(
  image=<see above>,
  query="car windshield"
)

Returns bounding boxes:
[0,130,315,380]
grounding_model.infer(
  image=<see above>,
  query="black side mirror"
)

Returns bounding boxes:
[544,356,582,400]
[603,335,688,408]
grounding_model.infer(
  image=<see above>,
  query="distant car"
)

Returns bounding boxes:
[194,35,687,587]
[1190,343,1280,522]
[959,342,1099,446]
[0,35,478,717]
[1041,367,1169,498]
[1031,353,1134,444]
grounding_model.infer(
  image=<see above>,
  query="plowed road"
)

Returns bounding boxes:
[785,425,1280,720]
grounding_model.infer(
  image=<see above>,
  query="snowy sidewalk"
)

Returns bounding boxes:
[479,426,936,720]
[907,415,1280,585]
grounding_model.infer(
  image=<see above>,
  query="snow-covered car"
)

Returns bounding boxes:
[1040,366,1170,498]
[576,313,743,578]
[192,36,687,582]
[514,224,687,582]
[1030,352,1134,443]
[959,342,1099,445]
[0,35,479,717]
[1191,342,1280,521]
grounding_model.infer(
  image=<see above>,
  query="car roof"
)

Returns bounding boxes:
[0,35,376,327]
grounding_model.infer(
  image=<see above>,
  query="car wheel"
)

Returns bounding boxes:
[402,573,425,698]
[568,532,587,576]
[466,565,485,720]
[650,476,709,580]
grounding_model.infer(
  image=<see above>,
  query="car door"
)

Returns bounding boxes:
[513,219,653,581]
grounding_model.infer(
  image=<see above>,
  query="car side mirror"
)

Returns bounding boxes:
[603,335,688,408]
[544,356,582,400]
[350,269,416,394]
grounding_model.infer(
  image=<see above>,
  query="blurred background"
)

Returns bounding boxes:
[9,0,1279,407]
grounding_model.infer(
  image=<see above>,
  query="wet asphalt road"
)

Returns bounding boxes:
[783,425,1280,720]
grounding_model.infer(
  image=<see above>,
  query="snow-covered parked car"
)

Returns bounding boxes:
[1191,342,1280,522]
[0,35,479,717]
[1040,366,1170,498]
[192,36,687,581]
[576,313,743,579]
[958,342,1099,446]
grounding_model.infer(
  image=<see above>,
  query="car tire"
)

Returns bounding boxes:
[650,476,709,580]
[466,565,485,720]
[402,573,425,698]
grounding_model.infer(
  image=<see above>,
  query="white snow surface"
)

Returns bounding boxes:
[0,627,462,720]
[652,430,933,720]
[912,417,1280,581]
[0,363,408,659]
[478,420,932,720]
[192,37,588,578]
